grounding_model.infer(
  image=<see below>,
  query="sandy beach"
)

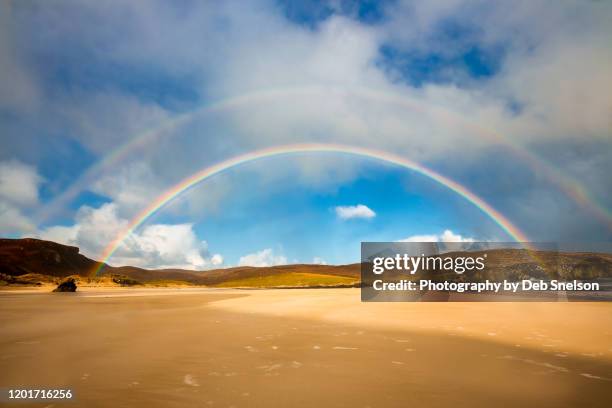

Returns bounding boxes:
[1,288,611,407]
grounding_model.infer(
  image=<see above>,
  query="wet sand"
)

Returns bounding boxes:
[1,288,611,407]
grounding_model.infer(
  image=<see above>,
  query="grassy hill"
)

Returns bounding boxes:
[1,238,610,288]
[212,272,359,288]
[0,238,359,288]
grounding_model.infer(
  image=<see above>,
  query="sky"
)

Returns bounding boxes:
[0,0,611,269]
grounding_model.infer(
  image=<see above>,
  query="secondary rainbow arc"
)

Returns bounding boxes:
[38,86,611,231]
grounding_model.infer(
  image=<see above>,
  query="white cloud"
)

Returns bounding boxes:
[399,230,475,243]
[0,202,36,233]
[0,160,42,206]
[312,257,327,265]
[34,202,223,270]
[238,248,288,267]
[90,161,162,218]
[210,254,224,266]
[335,204,376,220]
[33,224,78,245]
[0,160,43,234]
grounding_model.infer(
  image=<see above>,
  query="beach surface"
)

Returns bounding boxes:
[1,288,611,407]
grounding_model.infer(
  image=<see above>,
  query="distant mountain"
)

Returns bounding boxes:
[446,248,612,281]
[0,238,360,287]
[1,238,610,288]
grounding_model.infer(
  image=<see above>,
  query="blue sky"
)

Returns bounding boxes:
[0,0,611,268]
[186,160,492,265]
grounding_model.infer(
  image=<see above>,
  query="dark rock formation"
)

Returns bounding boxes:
[53,278,77,292]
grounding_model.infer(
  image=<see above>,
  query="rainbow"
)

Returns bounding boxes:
[38,86,612,231]
[92,143,530,275]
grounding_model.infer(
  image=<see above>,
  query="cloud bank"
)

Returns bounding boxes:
[36,203,223,270]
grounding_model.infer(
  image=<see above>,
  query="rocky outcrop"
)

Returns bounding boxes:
[53,277,77,292]
[0,238,99,278]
